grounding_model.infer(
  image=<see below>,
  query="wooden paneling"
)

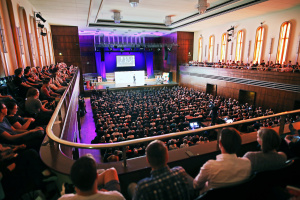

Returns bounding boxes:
[51,25,81,67]
[179,66,300,112]
[79,35,96,74]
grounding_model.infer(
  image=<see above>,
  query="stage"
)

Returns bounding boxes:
[83,73,178,91]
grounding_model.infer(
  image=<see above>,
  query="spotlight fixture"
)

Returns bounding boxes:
[36,13,46,23]
[120,47,124,51]
[227,26,234,32]
[129,0,139,7]
[196,0,210,14]
[227,39,231,42]
[108,47,113,51]
[114,45,118,48]
[40,31,47,36]
[112,11,122,24]
[38,23,44,28]
[228,33,232,36]
[157,48,161,52]
[167,46,172,51]
[130,47,134,51]
[139,46,144,50]
[164,16,172,26]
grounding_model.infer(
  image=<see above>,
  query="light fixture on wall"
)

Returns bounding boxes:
[164,16,172,26]
[112,11,122,24]
[38,23,44,28]
[36,13,46,23]
[129,0,139,7]
[196,0,210,14]
[40,31,47,36]
[227,26,234,32]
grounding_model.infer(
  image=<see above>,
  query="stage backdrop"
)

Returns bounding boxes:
[95,49,154,80]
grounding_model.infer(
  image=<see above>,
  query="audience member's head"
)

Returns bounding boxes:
[26,88,39,98]
[14,68,23,76]
[257,128,281,153]
[146,140,168,169]
[219,128,242,154]
[5,101,17,115]
[70,155,97,192]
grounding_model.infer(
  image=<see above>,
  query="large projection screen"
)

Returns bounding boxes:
[116,55,135,67]
[115,71,145,85]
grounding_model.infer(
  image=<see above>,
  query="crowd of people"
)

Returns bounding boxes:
[0,63,75,199]
[60,127,299,200]
[189,60,300,72]
[90,86,298,162]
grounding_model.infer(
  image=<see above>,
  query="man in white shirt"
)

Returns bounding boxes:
[193,128,251,193]
[59,155,125,200]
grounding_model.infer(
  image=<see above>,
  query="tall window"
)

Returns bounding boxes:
[208,35,214,62]
[235,30,244,62]
[276,22,291,64]
[253,26,264,64]
[220,33,227,62]
[198,37,202,62]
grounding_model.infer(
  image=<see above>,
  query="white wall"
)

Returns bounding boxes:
[193,5,300,64]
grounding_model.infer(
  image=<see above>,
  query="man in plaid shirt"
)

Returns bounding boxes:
[132,140,193,200]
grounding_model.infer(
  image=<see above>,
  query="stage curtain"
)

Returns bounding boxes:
[95,51,106,80]
[145,52,154,78]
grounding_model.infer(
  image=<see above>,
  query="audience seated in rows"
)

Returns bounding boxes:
[190,60,300,73]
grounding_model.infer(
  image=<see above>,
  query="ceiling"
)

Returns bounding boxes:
[28,0,300,37]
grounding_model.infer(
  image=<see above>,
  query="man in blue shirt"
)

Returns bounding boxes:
[131,140,193,200]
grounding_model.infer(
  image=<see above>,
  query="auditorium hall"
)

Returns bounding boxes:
[0,0,299,199]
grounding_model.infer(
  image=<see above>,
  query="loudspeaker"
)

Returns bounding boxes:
[164,46,168,60]
[101,48,105,61]
[144,84,147,86]
[128,85,130,87]
[169,72,173,82]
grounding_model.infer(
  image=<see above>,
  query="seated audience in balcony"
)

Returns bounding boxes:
[13,68,32,97]
[5,101,37,130]
[48,78,66,95]
[24,68,41,87]
[129,140,193,200]
[0,144,57,199]
[244,128,287,173]
[0,92,15,105]
[284,129,300,157]
[0,102,44,150]
[40,78,61,101]
[58,155,125,200]
[193,128,251,193]
[25,88,53,126]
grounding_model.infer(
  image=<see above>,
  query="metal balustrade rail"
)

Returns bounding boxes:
[44,70,300,167]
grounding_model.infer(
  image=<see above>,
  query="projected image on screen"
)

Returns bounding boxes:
[116,55,135,67]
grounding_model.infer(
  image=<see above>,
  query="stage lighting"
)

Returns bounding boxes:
[112,11,122,24]
[140,46,144,50]
[167,47,172,51]
[157,48,161,52]
[114,45,118,49]
[228,33,232,36]
[227,39,231,42]
[129,0,139,7]
[121,47,124,51]
[38,23,44,28]
[130,47,134,51]
[40,31,47,36]
[227,26,234,32]
[36,13,46,23]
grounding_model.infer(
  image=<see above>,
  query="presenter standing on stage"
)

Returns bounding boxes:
[133,74,136,83]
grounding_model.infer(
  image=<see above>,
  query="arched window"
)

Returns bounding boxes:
[235,30,244,62]
[253,26,264,64]
[208,35,214,62]
[276,22,291,64]
[220,33,227,62]
[198,37,202,62]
